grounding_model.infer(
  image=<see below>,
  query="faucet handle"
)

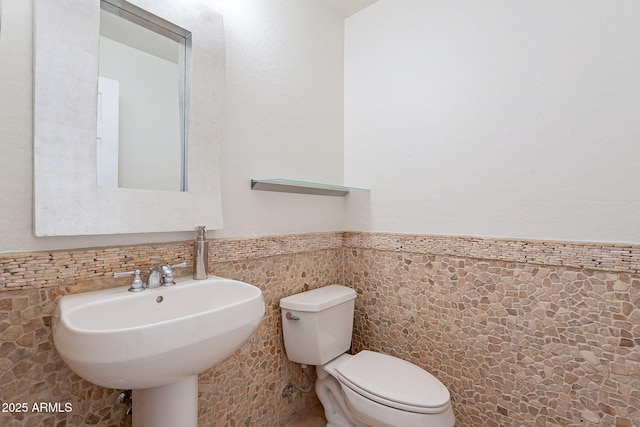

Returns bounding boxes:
[112,269,145,292]
[160,262,188,287]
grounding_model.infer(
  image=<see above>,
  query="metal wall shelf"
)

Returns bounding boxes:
[250,179,368,197]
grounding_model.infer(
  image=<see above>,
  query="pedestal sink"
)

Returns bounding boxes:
[52,276,265,427]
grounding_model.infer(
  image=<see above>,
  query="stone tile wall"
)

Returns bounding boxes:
[0,233,342,427]
[343,232,640,274]
[343,233,640,427]
[1,231,639,426]
[199,248,343,426]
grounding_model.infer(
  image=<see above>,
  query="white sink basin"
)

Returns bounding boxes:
[53,276,265,390]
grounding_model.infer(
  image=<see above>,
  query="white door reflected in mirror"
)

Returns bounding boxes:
[98,1,189,192]
[97,76,120,188]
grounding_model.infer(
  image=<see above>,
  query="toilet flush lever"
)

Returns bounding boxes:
[286,312,300,321]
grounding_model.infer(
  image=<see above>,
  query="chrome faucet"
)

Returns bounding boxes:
[148,262,187,288]
[114,262,187,292]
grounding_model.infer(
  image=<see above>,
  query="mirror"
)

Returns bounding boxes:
[98,1,189,191]
[33,0,224,236]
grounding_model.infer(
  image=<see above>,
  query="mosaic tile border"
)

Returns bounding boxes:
[0,242,191,291]
[212,232,343,262]
[343,232,640,274]
[0,232,343,291]
[2,231,639,292]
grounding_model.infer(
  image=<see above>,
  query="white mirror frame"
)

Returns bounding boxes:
[33,0,224,236]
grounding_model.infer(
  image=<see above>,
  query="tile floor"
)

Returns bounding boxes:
[283,405,326,427]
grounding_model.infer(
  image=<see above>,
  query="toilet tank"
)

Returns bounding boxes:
[280,285,356,365]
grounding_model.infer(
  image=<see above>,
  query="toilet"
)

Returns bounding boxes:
[280,285,455,427]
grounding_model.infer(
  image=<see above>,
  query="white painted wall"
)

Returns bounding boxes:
[213,0,345,239]
[0,0,345,252]
[344,0,640,244]
[4,0,637,252]
[99,36,181,191]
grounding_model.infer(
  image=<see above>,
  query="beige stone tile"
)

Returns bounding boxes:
[0,232,639,426]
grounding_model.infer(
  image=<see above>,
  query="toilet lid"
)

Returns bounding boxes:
[335,351,450,414]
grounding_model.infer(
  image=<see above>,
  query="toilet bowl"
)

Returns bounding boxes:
[280,285,455,427]
[317,352,455,427]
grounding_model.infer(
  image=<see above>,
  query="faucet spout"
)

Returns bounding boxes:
[146,262,187,288]
[147,266,163,289]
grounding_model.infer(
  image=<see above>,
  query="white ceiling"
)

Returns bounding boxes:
[326,0,379,18]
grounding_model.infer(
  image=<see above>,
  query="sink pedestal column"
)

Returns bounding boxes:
[132,376,198,427]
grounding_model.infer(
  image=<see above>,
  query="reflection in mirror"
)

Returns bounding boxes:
[98,0,191,191]
[33,0,224,236]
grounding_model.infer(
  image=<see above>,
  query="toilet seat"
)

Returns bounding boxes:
[335,351,451,414]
